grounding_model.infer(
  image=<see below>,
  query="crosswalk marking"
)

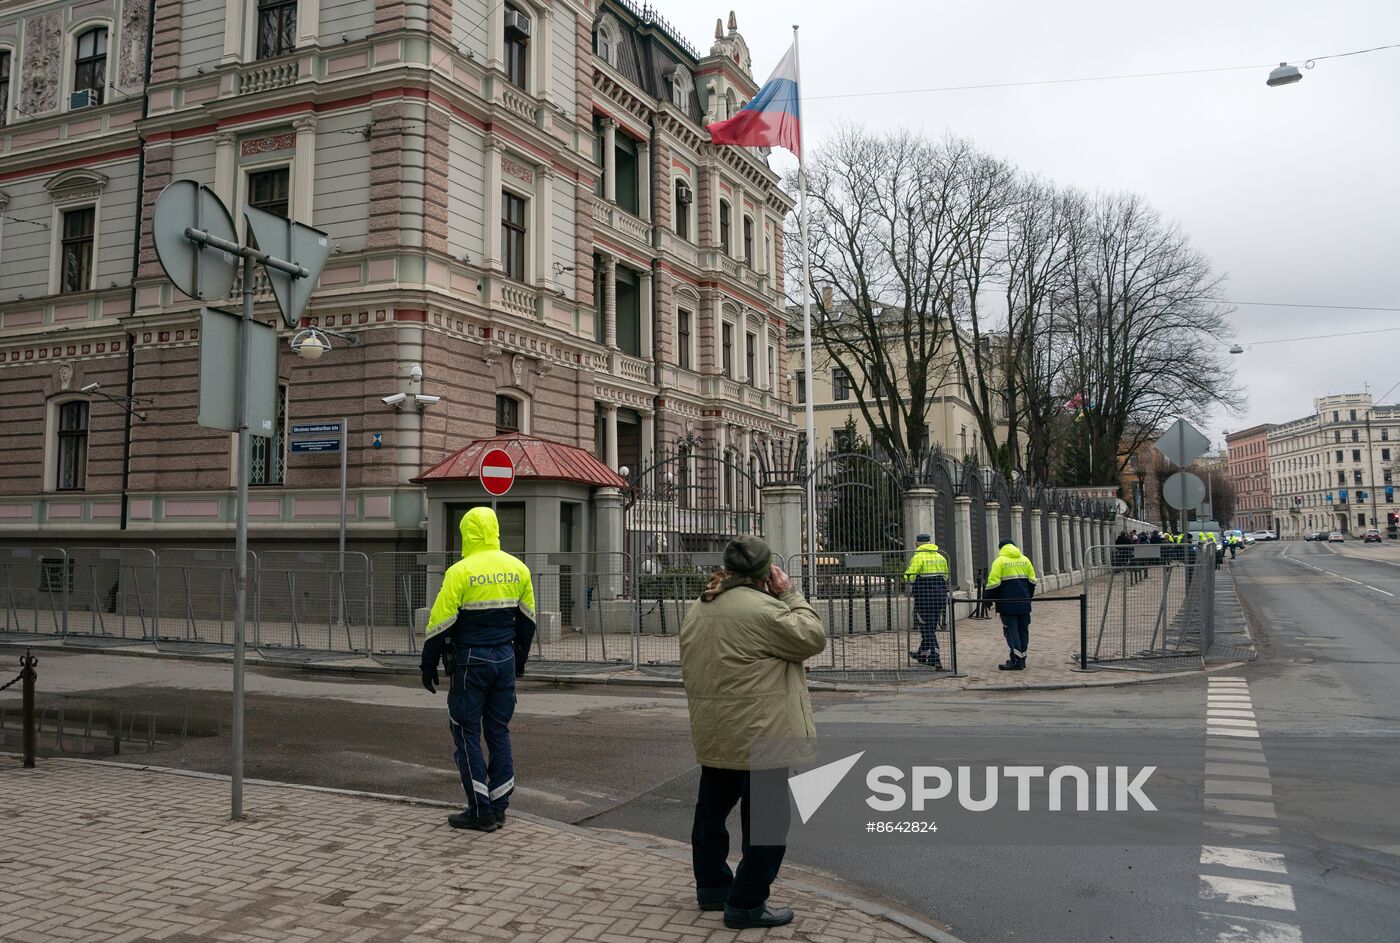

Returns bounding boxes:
[1198,912,1303,942]
[1208,727,1262,738]
[1199,875,1296,911]
[1205,779,1274,798]
[1207,709,1258,718]
[1201,846,1288,874]
[1205,796,1278,818]
[1205,763,1273,779]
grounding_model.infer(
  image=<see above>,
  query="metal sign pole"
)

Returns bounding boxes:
[1178,422,1188,531]
[231,254,253,820]
[339,417,348,627]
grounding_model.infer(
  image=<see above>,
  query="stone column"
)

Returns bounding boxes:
[604,404,619,471]
[536,166,555,293]
[954,495,974,591]
[716,424,728,506]
[904,486,938,553]
[293,116,317,222]
[637,141,651,222]
[1061,515,1074,574]
[984,501,1000,566]
[593,488,625,599]
[640,408,655,467]
[1010,504,1025,552]
[1029,507,1045,576]
[603,255,618,349]
[762,483,804,578]
[712,294,724,375]
[639,269,653,359]
[484,140,503,268]
[1046,512,1061,576]
[603,119,617,204]
[213,131,237,208]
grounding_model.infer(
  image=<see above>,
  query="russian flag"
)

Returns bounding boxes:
[707,42,801,158]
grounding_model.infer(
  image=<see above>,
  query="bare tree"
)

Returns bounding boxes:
[789,128,959,460]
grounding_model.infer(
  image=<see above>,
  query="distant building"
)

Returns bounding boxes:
[1266,393,1399,538]
[1225,424,1276,532]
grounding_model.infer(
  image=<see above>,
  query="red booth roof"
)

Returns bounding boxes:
[413,433,628,488]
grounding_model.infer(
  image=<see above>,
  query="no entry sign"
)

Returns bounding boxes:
[480,448,516,497]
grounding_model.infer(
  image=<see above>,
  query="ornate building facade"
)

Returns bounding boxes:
[0,0,792,553]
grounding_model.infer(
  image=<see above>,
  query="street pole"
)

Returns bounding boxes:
[1365,410,1379,530]
[338,416,348,629]
[1178,422,1188,532]
[231,254,252,820]
[794,24,818,592]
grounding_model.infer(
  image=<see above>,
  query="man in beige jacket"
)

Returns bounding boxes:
[679,535,827,930]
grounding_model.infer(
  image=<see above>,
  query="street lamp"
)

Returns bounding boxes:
[1266,62,1303,87]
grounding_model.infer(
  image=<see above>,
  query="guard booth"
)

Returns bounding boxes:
[413,434,629,641]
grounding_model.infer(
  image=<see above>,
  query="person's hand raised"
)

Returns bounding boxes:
[767,564,791,596]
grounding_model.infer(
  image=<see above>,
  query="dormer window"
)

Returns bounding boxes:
[593,15,619,68]
[668,65,693,109]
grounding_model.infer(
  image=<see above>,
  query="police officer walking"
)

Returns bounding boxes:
[421,506,536,832]
[902,533,948,669]
[985,539,1037,671]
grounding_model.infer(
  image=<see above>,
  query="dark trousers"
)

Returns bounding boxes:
[913,589,945,657]
[692,767,790,910]
[1001,613,1030,658]
[448,643,517,817]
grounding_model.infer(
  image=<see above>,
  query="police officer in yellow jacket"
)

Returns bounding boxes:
[421,507,536,832]
[985,539,1037,671]
[902,534,948,669]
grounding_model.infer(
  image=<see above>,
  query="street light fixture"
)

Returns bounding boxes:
[1266,62,1303,87]
[289,326,360,360]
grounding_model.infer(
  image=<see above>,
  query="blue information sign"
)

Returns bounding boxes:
[290,438,342,453]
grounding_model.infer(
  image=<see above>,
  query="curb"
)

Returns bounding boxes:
[1,637,1204,696]
[1,753,966,943]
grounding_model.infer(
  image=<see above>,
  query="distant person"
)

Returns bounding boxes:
[420,507,536,833]
[902,533,949,669]
[679,536,827,930]
[986,539,1038,671]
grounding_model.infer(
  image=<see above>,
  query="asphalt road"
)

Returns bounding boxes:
[3,540,1397,942]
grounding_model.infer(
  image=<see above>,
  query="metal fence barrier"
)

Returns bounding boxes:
[0,548,69,638]
[255,551,370,655]
[153,549,254,650]
[1081,543,1215,668]
[64,548,158,643]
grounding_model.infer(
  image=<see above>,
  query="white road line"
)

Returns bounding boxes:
[1205,796,1277,818]
[1206,718,1260,729]
[1198,911,1302,942]
[1204,820,1281,840]
[1201,846,1288,874]
[1199,875,1296,911]
[1205,764,1272,779]
[1209,696,1255,703]
[1207,710,1258,718]
[1286,555,1395,596]
[1205,779,1274,798]
[1208,728,1262,739]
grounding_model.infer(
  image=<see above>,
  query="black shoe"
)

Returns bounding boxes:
[930,659,943,671]
[998,658,1019,670]
[909,650,931,665]
[448,809,499,832]
[724,904,795,929]
[697,888,730,912]
[493,809,506,827]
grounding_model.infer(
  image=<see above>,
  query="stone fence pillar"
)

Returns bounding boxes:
[1029,507,1045,578]
[762,483,805,582]
[984,501,1000,569]
[594,487,625,600]
[903,486,938,551]
[954,495,974,591]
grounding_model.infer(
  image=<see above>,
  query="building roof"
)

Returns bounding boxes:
[413,434,628,488]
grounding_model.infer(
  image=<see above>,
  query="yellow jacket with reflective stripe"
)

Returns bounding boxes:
[424,506,536,647]
[903,543,949,581]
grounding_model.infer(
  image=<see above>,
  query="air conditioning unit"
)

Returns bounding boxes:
[69,88,96,110]
[675,182,693,205]
[504,10,531,39]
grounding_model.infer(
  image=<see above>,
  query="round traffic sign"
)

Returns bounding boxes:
[480,448,516,496]
[152,180,238,301]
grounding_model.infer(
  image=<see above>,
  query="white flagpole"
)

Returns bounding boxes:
[794,24,818,587]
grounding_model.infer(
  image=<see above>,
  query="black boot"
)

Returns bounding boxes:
[448,809,499,832]
[724,904,795,929]
[493,809,506,827]
[697,887,730,912]
[998,656,1019,671]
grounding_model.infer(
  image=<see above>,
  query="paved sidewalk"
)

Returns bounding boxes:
[0,757,935,943]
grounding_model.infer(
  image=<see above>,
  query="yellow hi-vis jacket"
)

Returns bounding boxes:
[903,543,950,581]
[421,507,536,668]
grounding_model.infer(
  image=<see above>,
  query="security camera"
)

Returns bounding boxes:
[414,394,440,407]
[81,382,100,393]
[382,392,407,406]
[408,362,424,383]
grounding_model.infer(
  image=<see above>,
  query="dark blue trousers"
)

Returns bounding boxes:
[1001,613,1030,658]
[448,643,516,817]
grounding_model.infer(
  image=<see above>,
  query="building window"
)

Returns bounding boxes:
[1352,429,1359,442]
[593,252,607,343]
[256,0,297,60]
[594,403,607,459]
[1350,409,1357,421]
[1353,449,1362,462]
[249,385,287,485]
[669,66,693,109]
[677,308,692,369]
[0,50,11,127]
[1384,448,1392,462]
[832,367,851,401]
[504,5,530,90]
[744,331,757,384]
[673,179,691,240]
[796,370,806,404]
[1354,470,1364,485]
[722,322,733,378]
[719,199,731,254]
[1335,450,1343,463]
[247,167,290,217]
[768,343,777,391]
[614,134,639,215]
[591,116,606,197]
[1334,431,1341,443]
[1382,429,1390,441]
[59,207,96,294]
[495,394,520,434]
[742,215,753,266]
[614,266,640,356]
[502,190,527,282]
[1333,411,1339,422]
[56,400,89,490]
[73,28,107,105]
[593,16,618,67]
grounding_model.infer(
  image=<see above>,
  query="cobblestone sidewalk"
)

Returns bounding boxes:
[0,757,933,943]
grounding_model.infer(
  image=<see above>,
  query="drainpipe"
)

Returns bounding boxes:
[120,0,158,532]
[649,113,664,442]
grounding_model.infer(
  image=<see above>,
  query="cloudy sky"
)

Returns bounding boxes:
[651,0,1400,450]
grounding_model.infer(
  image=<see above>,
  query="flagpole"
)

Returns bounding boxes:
[794,24,818,590]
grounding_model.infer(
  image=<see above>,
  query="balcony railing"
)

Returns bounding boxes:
[613,353,651,383]
[237,59,299,96]
[500,282,538,319]
[588,194,652,248]
[499,86,540,125]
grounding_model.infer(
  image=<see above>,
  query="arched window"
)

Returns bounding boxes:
[668,65,693,109]
[593,15,619,68]
[495,393,528,434]
[73,28,108,105]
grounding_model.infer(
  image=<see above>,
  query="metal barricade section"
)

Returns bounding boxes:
[63,548,158,643]
[0,548,68,638]
[1082,543,1213,668]
[153,549,255,649]
[369,551,452,657]
[255,551,371,655]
